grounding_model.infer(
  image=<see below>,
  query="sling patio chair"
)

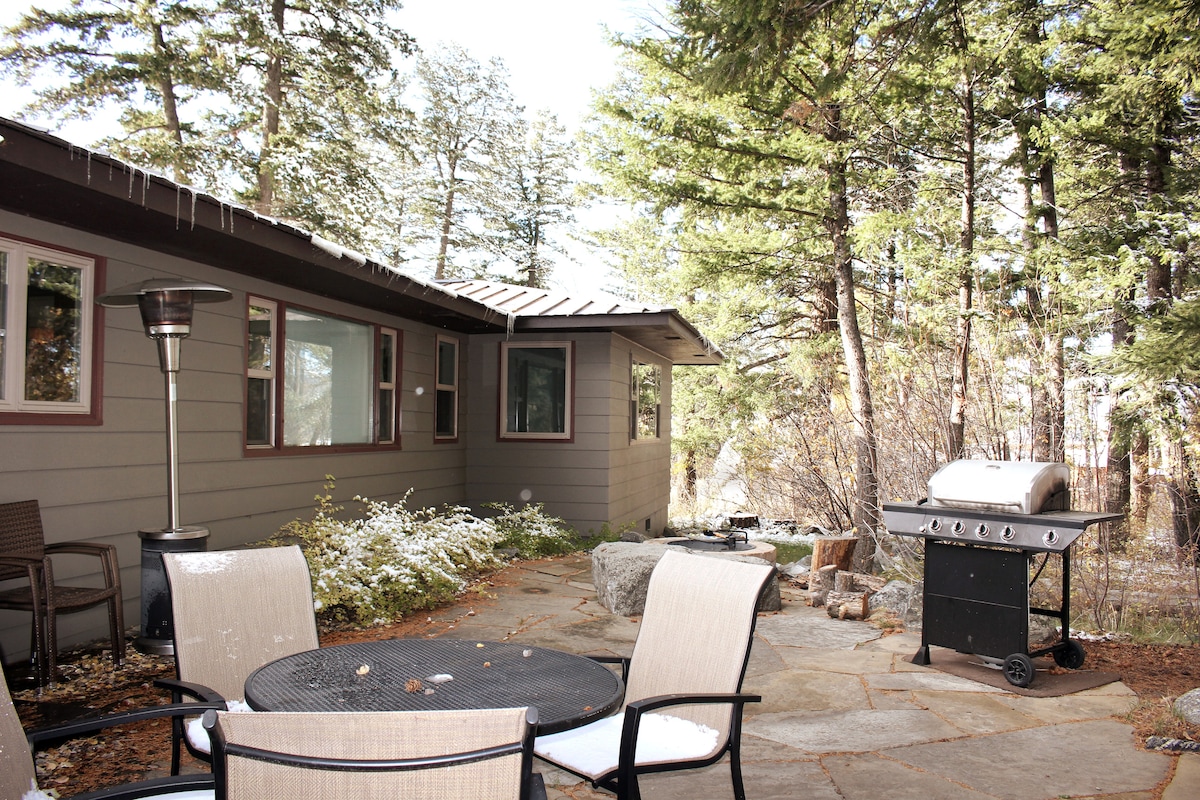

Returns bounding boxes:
[156,545,319,775]
[1,669,220,800]
[533,548,775,800]
[0,499,125,687]
[202,706,546,800]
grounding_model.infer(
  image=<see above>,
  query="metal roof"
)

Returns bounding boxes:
[0,117,720,365]
[439,279,723,365]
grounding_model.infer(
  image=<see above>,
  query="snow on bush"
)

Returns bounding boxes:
[276,478,576,624]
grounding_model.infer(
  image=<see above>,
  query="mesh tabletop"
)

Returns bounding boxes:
[243,639,624,734]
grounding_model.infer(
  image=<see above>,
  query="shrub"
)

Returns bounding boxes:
[486,502,580,558]
[275,479,580,624]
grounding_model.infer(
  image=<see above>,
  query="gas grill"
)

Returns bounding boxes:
[883,460,1121,687]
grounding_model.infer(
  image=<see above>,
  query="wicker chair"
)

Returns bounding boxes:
[203,706,546,800]
[0,499,124,686]
[533,549,775,800]
[157,546,319,775]
[2,667,219,799]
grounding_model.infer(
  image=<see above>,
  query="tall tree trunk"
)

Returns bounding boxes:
[436,183,456,279]
[948,77,975,462]
[824,107,879,572]
[1104,289,1135,550]
[151,23,189,184]
[256,0,286,214]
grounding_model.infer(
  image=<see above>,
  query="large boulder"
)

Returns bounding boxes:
[868,579,923,629]
[590,540,781,616]
[1174,688,1200,726]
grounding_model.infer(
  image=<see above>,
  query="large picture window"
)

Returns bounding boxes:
[0,237,97,419]
[631,360,661,440]
[500,342,572,440]
[245,296,399,450]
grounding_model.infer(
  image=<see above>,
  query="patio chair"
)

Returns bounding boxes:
[1,669,219,800]
[533,549,775,800]
[203,706,546,800]
[157,546,319,775]
[0,499,125,686]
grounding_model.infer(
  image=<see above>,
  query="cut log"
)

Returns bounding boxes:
[834,570,856,592]
[809,564,838,607]
[826,591,869,620]
[812,535,857,574]
[811,537,859,599]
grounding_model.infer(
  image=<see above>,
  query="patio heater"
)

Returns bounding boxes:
[97,279,232,655]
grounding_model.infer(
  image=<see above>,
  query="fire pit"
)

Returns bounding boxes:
[883,460,1120,687]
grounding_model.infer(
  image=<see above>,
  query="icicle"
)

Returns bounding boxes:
[142,171,149,206]
[85,150,92,184]
[190,189,197,230]
[175,186,181,230]
[128,166,136,199]
[506,311,517,338]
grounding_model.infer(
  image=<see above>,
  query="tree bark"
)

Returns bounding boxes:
[256,0,287,214]
[812,535,857,574]
[949,77,975,462]
[824,109,880,572]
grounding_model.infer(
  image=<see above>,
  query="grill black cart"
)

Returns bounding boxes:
[883,460,1120,688]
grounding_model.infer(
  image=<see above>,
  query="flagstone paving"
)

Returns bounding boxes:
[418,554,1194,799]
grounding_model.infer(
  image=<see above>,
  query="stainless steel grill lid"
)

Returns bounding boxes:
[927,460,1069,515]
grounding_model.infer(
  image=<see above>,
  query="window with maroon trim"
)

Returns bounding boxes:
[0,237,98,420]
[500,342,572,440]
[245,296,400,450]
[434,335,458,441]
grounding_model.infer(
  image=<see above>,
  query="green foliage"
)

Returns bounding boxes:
[274,478,580,624]
[484,502,581,558]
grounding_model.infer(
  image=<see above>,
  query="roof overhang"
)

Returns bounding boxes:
[513,312,722,365]
[0,119,506,333]
[0,118,723,364]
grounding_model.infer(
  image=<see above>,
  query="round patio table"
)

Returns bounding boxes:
[243,638,624,735]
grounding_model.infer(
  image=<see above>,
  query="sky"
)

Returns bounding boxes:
[0,0,669,296]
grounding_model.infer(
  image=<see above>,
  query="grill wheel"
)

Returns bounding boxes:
[1004,653,1035,687]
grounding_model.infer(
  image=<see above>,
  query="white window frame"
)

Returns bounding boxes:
[434,334,459,441]
[499,341,573,441]
[0,237,96,416]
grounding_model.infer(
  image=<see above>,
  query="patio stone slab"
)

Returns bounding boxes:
[755,608,882,649]
[885,719,1171,799]
[773,645,897,674]
[867,668,1004,693]
[910,690,1041,735]
[822,753,998,800]
[991,690,1141,723]
[744,708,961,753]
[744,668,869,714]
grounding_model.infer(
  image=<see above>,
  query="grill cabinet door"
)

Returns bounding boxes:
[922,541,1029,659]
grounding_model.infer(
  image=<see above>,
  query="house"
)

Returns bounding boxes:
[0,117,720,663]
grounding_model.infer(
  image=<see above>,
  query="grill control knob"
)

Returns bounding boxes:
[951,520,965,536]
[1000,526,1016,541]
[929,518,942,532]
[975,523,989,538]
[1043,530,1059,547]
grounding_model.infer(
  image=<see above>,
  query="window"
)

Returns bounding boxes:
[245,296,399,450]
[631,360,662,440]
[500,342,572,440]
[378,328,397,444]
[435,335,458,440]
[0,237,97,419]
[246,300,276,446]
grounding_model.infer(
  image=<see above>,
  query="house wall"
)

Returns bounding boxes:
[0,211,469,663]
[463,332,673,538]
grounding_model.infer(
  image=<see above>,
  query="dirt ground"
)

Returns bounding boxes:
[8,616,1200,796]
